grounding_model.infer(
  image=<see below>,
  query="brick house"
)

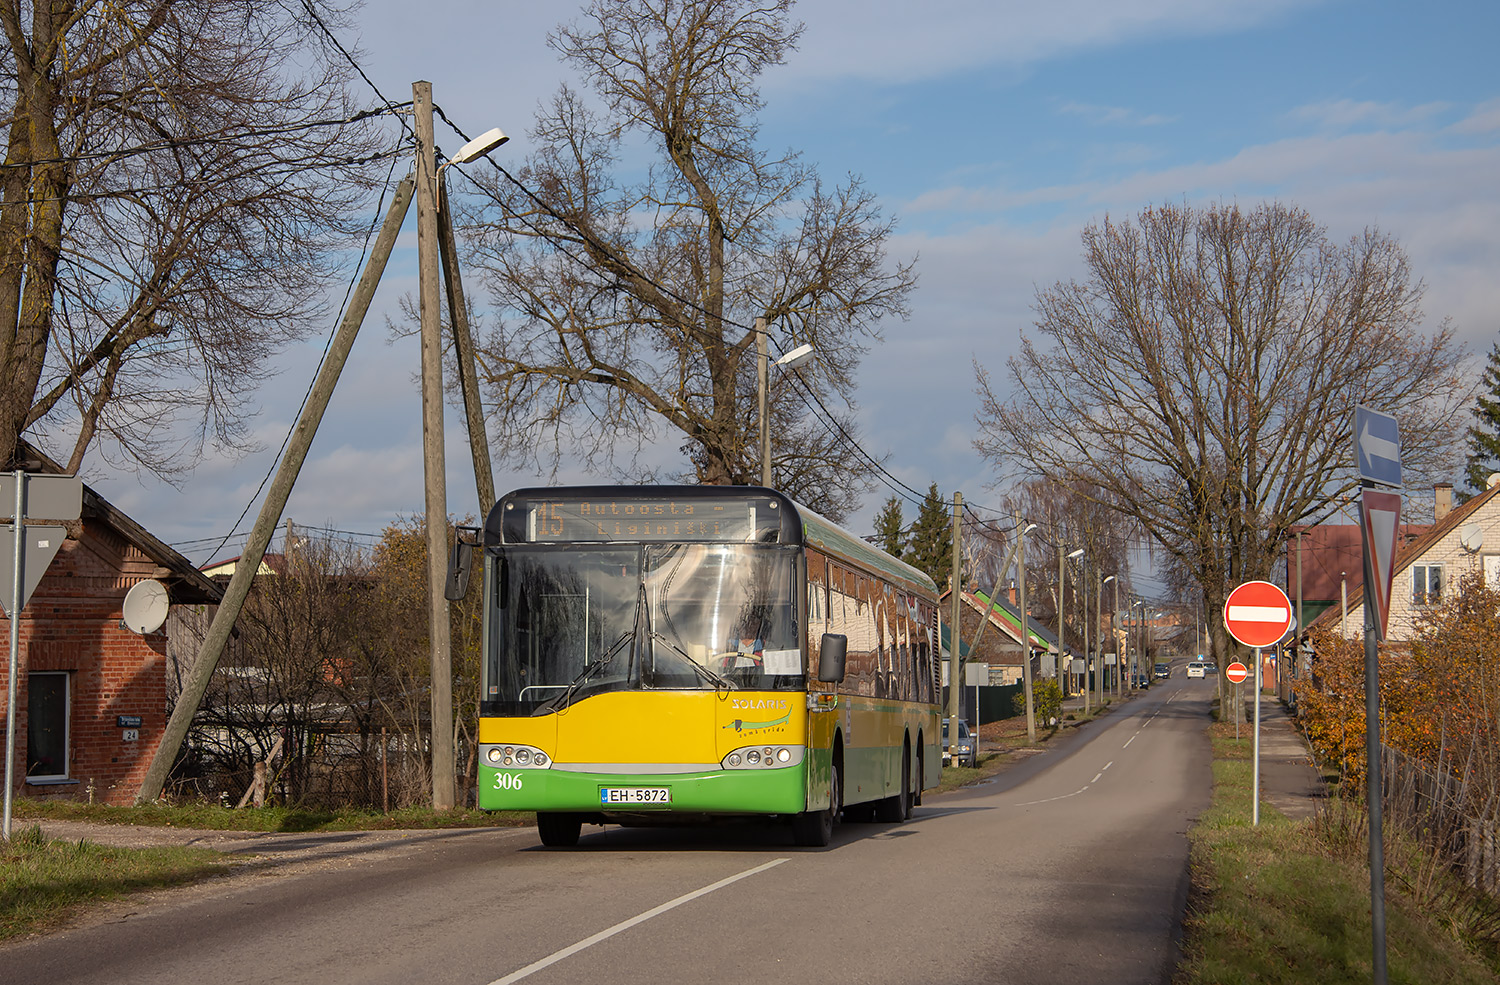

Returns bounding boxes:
[1,450,221,805]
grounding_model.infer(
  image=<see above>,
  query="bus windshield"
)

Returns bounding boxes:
[489,544,802,714]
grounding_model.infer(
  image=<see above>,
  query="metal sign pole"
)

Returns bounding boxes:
[4,470,25,841]
[1252,645,1262,826]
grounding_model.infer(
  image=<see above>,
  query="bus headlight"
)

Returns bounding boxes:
[721,745,805,769]
[480,743,552,769]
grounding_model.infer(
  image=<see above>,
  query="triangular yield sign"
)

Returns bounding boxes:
[0,524,68,615]
[1360,489,1402,641]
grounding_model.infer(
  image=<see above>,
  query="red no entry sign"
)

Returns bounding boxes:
[1225,661,1249,684]
[1223,580,1293,648]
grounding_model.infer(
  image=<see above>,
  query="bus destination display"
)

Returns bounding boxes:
[512,497,779,543]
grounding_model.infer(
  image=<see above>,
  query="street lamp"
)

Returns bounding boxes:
[1059,547,1083,694]
[1102,574,1116,698]
[757,320,814,487]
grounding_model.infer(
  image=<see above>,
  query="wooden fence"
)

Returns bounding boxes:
[1382,744,1500,895]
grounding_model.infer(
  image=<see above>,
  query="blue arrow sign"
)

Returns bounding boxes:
[1354,405,1402,488]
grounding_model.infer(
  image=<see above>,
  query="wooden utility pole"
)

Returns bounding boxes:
[436,182,495,513]
[414,81,455,810]
[135,176,416,804]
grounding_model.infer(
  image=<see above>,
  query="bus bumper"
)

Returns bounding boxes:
[478,763,808,815]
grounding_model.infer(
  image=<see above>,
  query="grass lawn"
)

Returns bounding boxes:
[1,824,228,942]
[12,799,532,832]
[1175,723,1499,984]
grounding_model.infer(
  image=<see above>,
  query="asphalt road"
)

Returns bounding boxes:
[5,679,1212,985]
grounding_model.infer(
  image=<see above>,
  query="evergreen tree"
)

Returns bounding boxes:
[904,483,954,589]
[872,497,906,558]
[1462,341,1500,502]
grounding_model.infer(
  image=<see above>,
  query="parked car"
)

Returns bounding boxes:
[1154,662,1171,679]
[1186,661,1206,678]
[942,719,977,768]
[1130,672,1151,688]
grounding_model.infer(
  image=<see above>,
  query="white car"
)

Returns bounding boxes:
[1186,661,1206,679]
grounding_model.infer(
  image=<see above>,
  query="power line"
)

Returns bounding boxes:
[0,105,403,173]
[6,145,407,209]
[296,0,416,143]
[308,21,1044,547]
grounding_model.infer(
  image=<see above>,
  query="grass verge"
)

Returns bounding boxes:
[1174,723,1497,984]
[13,799,532,832]
[1,824,227,942]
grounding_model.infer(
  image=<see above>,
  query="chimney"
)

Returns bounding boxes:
[1435,482,1453,522]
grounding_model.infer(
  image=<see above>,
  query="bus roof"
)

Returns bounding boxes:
[490,485,937,598]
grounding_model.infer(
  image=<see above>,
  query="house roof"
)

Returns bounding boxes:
[1286,520,1431,602]
[16,440,223,605]
[200,553,287,579]
[942,588,1065,654]
[1306,479,1500,632]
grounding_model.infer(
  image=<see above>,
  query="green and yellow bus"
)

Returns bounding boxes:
[471,485,942,846]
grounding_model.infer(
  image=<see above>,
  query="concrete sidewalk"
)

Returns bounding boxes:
[1250,694,1326,820]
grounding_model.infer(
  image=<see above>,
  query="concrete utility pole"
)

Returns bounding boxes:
[1095,568,1105,707]
[136,176,416,803]
[758,318,771,487]
[1017,513,1035,743]
[1056,544,1066,693]
[1081,555,1090,715]
[947,492,963,739]
[414,81,456,810]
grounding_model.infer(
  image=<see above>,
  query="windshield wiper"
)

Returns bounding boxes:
[544,630,634,712]
[650,632,736,691]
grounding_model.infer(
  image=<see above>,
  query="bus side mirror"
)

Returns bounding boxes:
[818,634,847,683]
[444,527,480,601]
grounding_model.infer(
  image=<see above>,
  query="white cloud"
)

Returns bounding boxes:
[1451,98,1500,135]
[1284,99,1449,132]
[781,0,1321,85]
[1058,101,1176,127]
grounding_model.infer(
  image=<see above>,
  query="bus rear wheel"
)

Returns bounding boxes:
[875,741,912,822]
[536,812,583,847]
[792,761,840,847]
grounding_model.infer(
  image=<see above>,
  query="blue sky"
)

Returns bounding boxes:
[82,0,1500,593]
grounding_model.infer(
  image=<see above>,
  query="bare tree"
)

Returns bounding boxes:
[0,0,386,475]
[461,0,915,520]
[1000,478,1132,655]
[975,202,1469,674]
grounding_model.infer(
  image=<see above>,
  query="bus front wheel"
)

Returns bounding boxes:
[792,761,840,847]
[536,812,583,847]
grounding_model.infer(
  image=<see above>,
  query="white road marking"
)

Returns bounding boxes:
[486,858,788,984]
[1091,772,1103,784]
[1014,786,1090,807]
[1123,735,1136,749]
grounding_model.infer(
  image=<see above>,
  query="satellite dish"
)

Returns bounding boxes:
[1460,522,1484,554]
[121,579,169,634]
[1489,473,1500,489]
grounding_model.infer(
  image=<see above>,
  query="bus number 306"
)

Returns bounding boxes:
[493,772,524,791]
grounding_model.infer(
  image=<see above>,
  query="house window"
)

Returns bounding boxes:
[1412,564,1443,606]
[27,672,69,779]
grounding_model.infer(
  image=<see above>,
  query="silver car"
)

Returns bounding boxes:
[942,719,977,768]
